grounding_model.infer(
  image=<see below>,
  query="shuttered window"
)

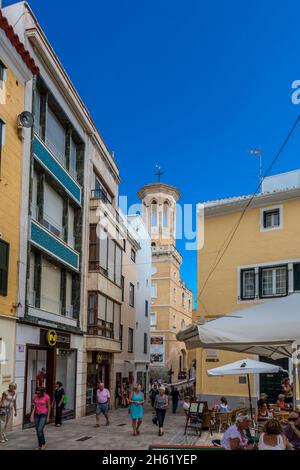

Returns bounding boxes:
[0,240,9,296]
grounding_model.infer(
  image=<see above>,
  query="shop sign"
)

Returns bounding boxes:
[96,352,103,363]
[40,329,71,349]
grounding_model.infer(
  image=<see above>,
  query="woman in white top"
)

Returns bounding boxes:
[0,382,17,442]
[258,419,292,450]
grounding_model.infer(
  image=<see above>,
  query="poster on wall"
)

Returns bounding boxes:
[150,336,165,365]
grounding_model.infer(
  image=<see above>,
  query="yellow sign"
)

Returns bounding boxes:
[96,353,103,364]
[47,330,57,347]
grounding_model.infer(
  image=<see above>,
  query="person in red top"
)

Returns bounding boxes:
[30,387,51,450]
[277,394,288,410]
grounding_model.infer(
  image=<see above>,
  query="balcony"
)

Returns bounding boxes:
[30,219,79,272]
[33,135,82,206]
[91,189,112,205]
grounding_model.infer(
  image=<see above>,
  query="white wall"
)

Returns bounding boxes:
[262,169,300,193]
[127,215,151,371]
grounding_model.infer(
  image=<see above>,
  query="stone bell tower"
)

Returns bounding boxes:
[137,182,180,247]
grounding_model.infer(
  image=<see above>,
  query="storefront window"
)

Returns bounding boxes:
[25,348,47,422]
[56,349,76,416]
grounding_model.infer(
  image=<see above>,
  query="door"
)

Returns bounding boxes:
[259,356,289,403]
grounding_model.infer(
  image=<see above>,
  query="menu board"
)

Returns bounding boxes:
[150,336,165,365]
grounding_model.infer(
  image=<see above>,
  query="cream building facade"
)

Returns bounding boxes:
[138,183,193,383]
[194,170,300,406]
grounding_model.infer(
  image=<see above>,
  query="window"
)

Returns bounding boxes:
[173,314,176,329]
[120,324,123,350]
[241,269,255,300]
[0,239,9,296]
[121,275,125,301]
[188,299,192,311]
[131,249,136,263]
[151,283,157,298]
[128,328,134,353]
[260,266,287,298]
[144,333,148,354]
[181,319,186,330]
[89,225,99,270]
[0,119,5,175]
[264,209,280,229]
[0,60,6,82]
[43,183,63,238]
[87,292,121,338]
[129,283,135,307]
[92,174,112,204]
[261,207,282,231]
[46,106,66,165]
[163,201,169,227]
[151,200,158,227]
[145,300,149,317]
[294,263,300,291]
[69,137,77,178]
[150,312,157,328]
[123,239,126,252]
[89,225,122,285]
[182,292,185,307]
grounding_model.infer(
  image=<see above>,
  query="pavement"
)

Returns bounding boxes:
[0,403,222,450]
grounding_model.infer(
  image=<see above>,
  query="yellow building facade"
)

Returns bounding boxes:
[195,179,300,406]
[138,183,193,382]
[0,13,37,396]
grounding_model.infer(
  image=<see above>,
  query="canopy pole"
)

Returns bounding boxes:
[292,362,297,410]
[247,374,253,420]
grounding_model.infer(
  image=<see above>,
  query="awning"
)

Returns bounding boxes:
[177,293,300,359]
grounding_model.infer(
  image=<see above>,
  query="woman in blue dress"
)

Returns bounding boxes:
[129,384,145,435]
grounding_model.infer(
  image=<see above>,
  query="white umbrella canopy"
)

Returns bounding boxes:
[207,358,286,376]
[207,358,286,419]
[177,293,300,359]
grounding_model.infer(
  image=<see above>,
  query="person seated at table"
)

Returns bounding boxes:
[258,418,292,450]
[282,377,293,406]
[257,393,269,409]
[283,410,300,449]
[220,414,254,450]
[255,402,269,422]
[218,396,230,412]
[277,394,288,410]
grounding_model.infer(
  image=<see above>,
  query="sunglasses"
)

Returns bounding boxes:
[288,418,298,422]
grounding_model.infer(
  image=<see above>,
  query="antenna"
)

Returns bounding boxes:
[247,148,262,192]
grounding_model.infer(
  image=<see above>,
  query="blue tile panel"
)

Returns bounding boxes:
[31,220,79,271]
[33,135,82,206]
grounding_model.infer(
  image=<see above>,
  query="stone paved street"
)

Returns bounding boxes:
[0,404,221,450]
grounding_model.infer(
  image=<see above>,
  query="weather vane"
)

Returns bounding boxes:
[155,165,164,182]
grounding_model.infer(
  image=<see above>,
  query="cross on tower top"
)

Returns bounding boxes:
[155,165,164,182]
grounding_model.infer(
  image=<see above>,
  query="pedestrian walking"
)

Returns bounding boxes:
[170,386,181,414]
[153,386,169,436]
[30,387,51,450]
[53,381,65,427]
[0,382,17,442]
[129,384,144,436]
[149,384,159,408]
[95,382,110,427]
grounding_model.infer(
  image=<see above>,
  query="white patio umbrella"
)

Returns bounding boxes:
[207,358,286,419]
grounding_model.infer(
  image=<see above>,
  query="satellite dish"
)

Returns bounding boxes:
[17,111,34,129]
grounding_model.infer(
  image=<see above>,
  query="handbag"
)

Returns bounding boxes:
[152,415,158,425]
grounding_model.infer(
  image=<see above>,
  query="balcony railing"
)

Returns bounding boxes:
[91,189,112,204]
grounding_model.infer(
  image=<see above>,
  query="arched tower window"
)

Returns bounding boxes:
[163,200,169,228]
[151,200,158,227]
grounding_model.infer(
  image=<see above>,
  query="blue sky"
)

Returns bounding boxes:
[4,0,300,303]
